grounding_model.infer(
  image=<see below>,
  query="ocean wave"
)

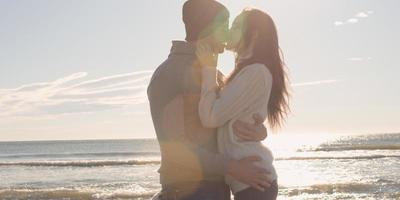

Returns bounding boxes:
[282,182,400,197]
[276,154,400,161]
[0,152,160,159]
[0,189,156,200]
[311,144,400,152]
[0,160,161,167]
[1,154,398,167]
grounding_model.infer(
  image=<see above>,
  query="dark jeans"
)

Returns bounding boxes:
[160,181,230,200]
[234,180,278,200]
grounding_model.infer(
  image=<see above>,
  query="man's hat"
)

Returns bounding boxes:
[183,0,229,41]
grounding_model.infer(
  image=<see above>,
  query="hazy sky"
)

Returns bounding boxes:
[0,0,399,141]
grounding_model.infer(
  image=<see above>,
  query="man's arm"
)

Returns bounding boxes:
[172,58,272,189]
[160,137,273,190]
[160,137,229,175]
[234,114,268,142]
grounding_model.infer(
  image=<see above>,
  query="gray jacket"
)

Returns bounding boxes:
[147,41,229,185]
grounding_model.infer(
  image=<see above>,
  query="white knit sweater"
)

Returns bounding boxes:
[199,63,277,194]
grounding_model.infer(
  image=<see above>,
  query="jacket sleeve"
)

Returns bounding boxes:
[155,64,230,176]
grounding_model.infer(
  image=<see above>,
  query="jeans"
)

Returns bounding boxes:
[159,181,231,200]
[234,180,278,200]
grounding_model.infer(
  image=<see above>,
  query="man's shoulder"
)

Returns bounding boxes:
[148,57,190,90]
[156,56,192,74]
[150,57,177,81]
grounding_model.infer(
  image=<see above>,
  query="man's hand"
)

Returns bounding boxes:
[227,156,274,191]
[233,114,268,142]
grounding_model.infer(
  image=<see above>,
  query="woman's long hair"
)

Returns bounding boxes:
[226,8,290,129]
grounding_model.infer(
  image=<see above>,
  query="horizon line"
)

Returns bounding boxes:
[1,131,399,143]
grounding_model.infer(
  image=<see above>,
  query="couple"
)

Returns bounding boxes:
[148,0,290,199]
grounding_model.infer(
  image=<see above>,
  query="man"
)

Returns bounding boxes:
[148,1,273,199]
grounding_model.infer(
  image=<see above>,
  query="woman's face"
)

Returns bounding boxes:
[226,14,245,52]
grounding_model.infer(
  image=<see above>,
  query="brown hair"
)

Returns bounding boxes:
[226,8,290,129]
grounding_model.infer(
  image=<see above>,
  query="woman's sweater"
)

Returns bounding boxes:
[199,63,278,193]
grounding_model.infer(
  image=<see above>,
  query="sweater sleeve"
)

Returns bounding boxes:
[199,64,268,128]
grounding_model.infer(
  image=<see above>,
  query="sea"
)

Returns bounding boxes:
[0,133,399,200]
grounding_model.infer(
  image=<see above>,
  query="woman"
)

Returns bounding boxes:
[196,8,290,200]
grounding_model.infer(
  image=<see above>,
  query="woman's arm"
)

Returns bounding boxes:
[199,64,267,128]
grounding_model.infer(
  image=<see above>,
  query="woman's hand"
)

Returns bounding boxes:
[196,43,218,67]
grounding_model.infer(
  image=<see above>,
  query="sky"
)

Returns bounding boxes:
[0,0,399,141]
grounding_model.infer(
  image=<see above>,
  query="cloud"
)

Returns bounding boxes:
[334,10,373,26]
[0,71,341,119]
[347,18,359,24]
[347,57,372,62]
[334,21,344,26]
[356,12,368,18]
[0,70,153,119]
[292,80,341,87]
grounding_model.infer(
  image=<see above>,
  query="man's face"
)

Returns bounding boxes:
[197,11,229,54]
[211,20,230,54]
